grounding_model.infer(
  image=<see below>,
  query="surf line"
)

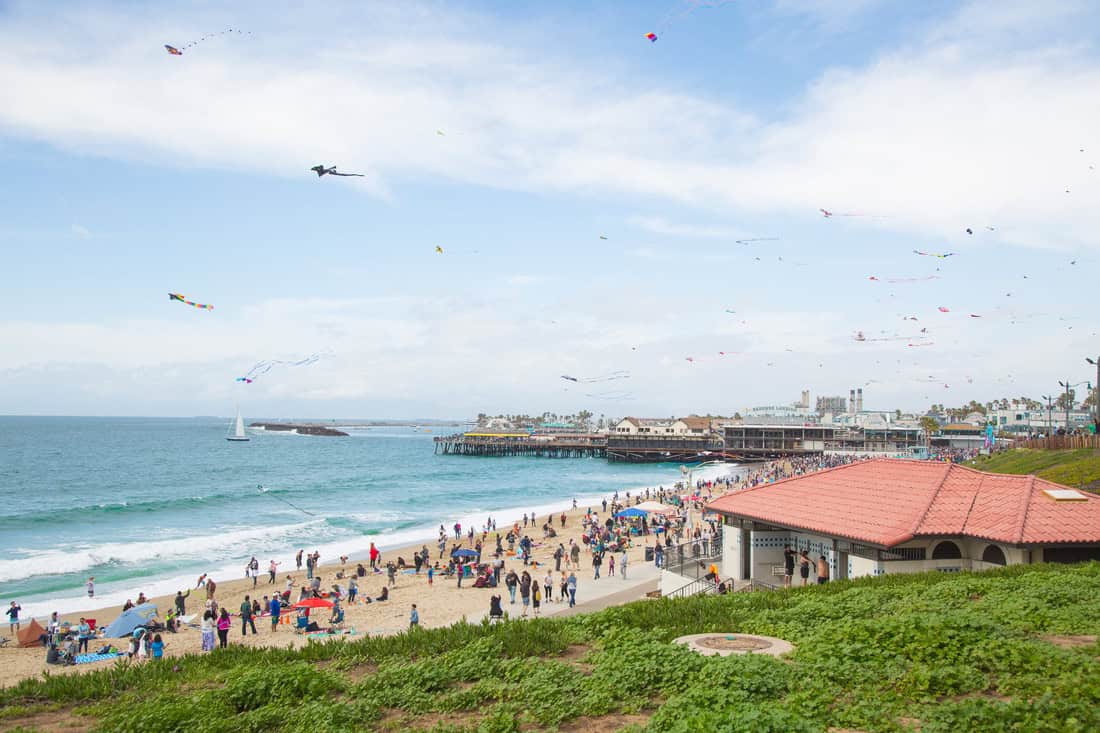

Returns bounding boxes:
[257,484,317,517]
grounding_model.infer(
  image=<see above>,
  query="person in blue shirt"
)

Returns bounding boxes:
[150,634,165,660]
[409,604,419,629]
[76,618,91,654]
[269,596,281,632]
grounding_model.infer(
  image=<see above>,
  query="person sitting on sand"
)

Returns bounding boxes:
[489,594,503,622]
[376,586,389,602]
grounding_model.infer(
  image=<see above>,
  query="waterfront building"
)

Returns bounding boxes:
[708,459,1100,587]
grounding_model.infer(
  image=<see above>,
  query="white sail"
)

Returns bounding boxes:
[227,406,250,442]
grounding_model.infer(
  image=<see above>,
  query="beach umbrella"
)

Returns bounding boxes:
[292,597,333,609]
[615,507,647,518]
[451,548,479,559]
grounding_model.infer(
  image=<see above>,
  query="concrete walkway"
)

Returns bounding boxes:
[473,561,662,622]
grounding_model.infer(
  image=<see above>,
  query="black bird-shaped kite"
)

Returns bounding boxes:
[310,165,364,177]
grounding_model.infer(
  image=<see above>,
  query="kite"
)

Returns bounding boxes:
[724,309,736,314]
[820,208,883,218]
[646,32,658,42]
[969,314,982,318]
[870,275,941,283]
[913,250,956,258]
[648,1,736,41]
[717,351,740,356]
[169,293,213,311]
[585,390,633,401]
[599,235,609,240]
[685,357,695,363]
[937,307,950,312]
[436,130,446,136]
[236,354,324,384]
[560,371,630,384]
[908,342,934,347]
[966,228,973,235]
[310,165,364,177]
[435,246,444,254]
[164,28,251,55]
[735,238,779,245]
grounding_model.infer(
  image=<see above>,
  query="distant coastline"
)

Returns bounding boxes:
[249,422,349,436]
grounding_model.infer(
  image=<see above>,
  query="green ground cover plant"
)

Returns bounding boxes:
[969,448,1100,488]
[3,562,1100,732]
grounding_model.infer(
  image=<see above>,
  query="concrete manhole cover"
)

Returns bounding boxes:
[673,633,794,657]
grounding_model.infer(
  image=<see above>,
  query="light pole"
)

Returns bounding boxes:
[1088,357,1100,432]
[1041,395,1054,436]
[1058,380,1091,434]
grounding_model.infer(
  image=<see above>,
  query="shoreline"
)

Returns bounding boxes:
[9,463,737,621]
[0,470,730,688]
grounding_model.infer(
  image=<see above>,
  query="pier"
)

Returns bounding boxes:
[434,432,607,458]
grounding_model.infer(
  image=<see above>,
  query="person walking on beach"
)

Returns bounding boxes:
[608,554,615,577]
[817,554,830,585]
[570,542,580,570]
[554,544,564,572]
[560,572,568,603]
[205,577,217,600]
[269,595,281,631]
[543,571,554,603]
[216,609,231,648]
[519,571,532,617]
[783,545,795,589]
[427,564,434,586]
[306,553,314,580]
[409,604,419,629]
[369,542,379,570]
[86,576,95,599]
[567,572,577,607]
[348,576,358,604]
[799,550,811,587]
[296,549,303,570]
[201,610,216,652]
[531,583,541,616]
[592,552,602,580]
[387,562,397,587]
[620,551,628,580]
[7,601,21,632]
[505,569,518,604]
[268,559,280,584]
[240,596,257,636]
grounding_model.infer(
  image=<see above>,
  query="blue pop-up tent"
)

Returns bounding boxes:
[103,603,159,638]
[451,548,479,559]
[615,507,647,518]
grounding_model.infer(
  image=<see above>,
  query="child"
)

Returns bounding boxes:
[427,565,434,586]
[150,634,165,660]
[409,604,419,629]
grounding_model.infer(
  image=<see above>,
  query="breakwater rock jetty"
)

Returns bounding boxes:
[249,422,349,437]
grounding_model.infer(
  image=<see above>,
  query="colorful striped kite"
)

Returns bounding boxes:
[169,293,213,310]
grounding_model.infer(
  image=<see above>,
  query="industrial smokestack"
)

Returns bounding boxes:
[857,388,863,413]
[849,389,856,414]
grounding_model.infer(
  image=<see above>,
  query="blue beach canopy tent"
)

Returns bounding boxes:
[615,507,647,519]
[451,548,479,559]
[103,604,159,638]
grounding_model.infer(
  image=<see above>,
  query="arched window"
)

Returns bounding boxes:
[981,544,1007,566]
[931,540,962,560]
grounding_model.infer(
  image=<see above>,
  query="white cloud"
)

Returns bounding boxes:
[70,223,90,237]
[627,216,739,239]
[0,1,1096,252]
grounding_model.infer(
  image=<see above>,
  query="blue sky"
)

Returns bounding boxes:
[1,0,1097,418]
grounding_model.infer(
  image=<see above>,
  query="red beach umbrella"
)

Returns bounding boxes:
[292,597,333,609]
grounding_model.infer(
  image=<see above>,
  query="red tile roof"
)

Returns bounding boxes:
[706,458,1100,547]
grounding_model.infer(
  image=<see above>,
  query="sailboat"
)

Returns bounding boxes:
[227,406,250,442]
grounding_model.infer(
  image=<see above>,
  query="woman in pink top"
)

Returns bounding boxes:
[216,608,231,649]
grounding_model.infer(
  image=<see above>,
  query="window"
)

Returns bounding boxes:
[882,547,926,561]
[931,541,963,560]
[981,545,1007,566]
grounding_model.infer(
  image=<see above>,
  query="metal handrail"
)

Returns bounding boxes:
[662,537,722,579]
[664,576,717,599]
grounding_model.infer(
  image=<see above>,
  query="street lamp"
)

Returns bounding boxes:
[1041,395,1054,436]
[1058,380,1091,434]
[1088,357,1100,431]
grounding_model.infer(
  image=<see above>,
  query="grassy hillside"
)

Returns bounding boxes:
[3,563,1100,733]
[968,448,1100,489]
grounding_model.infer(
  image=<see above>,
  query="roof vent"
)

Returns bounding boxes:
[1042,489,1089,502]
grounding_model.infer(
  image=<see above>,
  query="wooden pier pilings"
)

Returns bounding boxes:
[434,434,607,459]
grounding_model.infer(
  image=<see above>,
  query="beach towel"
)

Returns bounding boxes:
[74,652,122,665]
[307,628,359,639]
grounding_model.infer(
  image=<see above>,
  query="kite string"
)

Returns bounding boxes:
[257,485,316,517]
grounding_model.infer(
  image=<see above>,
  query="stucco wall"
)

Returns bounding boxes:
[721,525,741,581]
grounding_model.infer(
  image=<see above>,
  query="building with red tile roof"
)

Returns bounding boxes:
[706,458,1100,586]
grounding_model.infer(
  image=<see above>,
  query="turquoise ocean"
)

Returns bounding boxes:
[0,417,732,618]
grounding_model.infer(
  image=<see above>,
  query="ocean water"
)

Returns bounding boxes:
[0,417,732,618]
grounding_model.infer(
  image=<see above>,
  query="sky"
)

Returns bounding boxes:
[0,0,1098,419]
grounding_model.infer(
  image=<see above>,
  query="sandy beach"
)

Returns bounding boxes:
[1,500,667,687]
